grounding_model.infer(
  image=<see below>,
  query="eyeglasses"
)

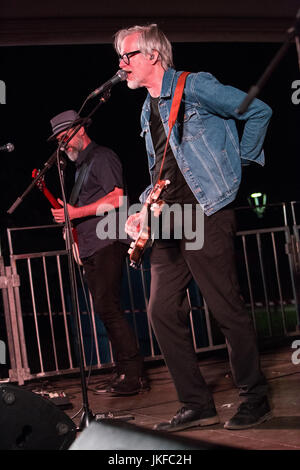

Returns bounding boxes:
[56,130,72,143]
[118,50,141,65]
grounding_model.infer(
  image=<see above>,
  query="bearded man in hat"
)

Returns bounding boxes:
[50,110,148,396]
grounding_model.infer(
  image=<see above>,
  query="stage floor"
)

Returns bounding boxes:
[26,340,300,451]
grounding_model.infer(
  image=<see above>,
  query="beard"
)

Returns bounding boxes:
[65,148,79,162]
[127,81,140,90]
[126,74,141,90]
[65,137,84,161]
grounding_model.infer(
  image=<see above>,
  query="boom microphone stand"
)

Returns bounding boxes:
[236,8,300,115]
[57,146,94,430]
[235,9,300,329]
[7,80,128,430]
[54,92,116,429]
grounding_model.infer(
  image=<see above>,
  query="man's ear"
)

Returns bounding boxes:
[79,126,86,136]
[149,50,159,63]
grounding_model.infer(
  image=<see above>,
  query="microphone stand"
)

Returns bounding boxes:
[7,88,119,431]
[55,89,135,428]
[236,8,300,114]
[57,153,94,430]
[52,89,121,430]
[235,11,300,329]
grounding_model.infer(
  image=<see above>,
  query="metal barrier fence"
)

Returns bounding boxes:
[0,202,299,385]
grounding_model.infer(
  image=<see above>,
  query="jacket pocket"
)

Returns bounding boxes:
[178,107,205,142]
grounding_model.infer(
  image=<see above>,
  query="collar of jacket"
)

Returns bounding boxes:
[159,68,178,98]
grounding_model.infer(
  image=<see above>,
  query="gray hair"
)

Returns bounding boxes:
[114,24,173,71]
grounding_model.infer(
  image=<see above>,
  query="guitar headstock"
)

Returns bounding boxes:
[32,168,46,192]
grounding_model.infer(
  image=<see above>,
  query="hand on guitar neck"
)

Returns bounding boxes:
[32,169,78,222]
[51,198,77,224]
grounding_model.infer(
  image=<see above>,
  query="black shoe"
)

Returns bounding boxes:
[94,373,123,395]
[106,374,150,396]
[224,397,272,430]
[153,406,220,433]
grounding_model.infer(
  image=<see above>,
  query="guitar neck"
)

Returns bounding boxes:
[42,187,61,209]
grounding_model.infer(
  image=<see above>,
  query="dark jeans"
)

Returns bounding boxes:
[82,241,143,377]
[148,209,268,410]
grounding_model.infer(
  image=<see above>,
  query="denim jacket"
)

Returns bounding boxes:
[139,68,272,215]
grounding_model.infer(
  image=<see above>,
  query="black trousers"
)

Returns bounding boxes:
[148,209,268,410]
[82,241,143,377]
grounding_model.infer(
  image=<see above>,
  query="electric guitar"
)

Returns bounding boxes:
[128,179,170,268]
[32,169,82,265]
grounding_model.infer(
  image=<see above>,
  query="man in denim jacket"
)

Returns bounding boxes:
[115,24,273,431]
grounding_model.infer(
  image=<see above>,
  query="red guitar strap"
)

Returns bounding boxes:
[156,71,190,184]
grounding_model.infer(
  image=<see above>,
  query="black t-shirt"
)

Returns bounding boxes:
[150,96,197,205]
[72,141,129,259]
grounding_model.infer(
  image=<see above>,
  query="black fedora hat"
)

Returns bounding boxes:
[47,110,92,142]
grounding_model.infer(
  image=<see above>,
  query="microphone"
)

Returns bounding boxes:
[0,142,14,152]
[88,70,127,99]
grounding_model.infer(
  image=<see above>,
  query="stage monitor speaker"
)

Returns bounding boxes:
[0,384,77,450]
[69,420,225,450]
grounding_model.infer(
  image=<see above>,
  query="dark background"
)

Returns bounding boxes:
[0,40,299,259]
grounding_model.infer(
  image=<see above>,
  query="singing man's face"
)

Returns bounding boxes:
[119,33,154,90]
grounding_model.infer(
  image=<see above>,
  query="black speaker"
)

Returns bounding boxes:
[0,384,77,450]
